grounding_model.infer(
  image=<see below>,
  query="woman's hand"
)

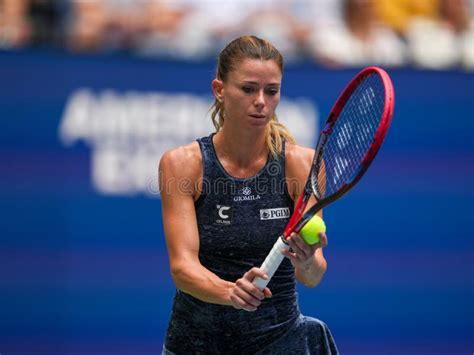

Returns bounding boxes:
[282,232,328,271]
[230,268,272,312]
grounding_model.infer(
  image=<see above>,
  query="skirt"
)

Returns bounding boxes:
[163,314,339,355]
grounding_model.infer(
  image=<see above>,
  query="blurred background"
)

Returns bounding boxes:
[0,0,473,354]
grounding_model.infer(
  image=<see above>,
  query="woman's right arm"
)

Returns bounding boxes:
[159,145,269,310]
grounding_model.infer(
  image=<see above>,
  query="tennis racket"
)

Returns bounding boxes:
[253,66,394,290]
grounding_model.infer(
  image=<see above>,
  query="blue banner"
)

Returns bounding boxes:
[1,49,473,354]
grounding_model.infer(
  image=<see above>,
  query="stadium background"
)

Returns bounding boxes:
[0,1,473,353]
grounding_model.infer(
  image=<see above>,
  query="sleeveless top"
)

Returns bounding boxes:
[165,134,300,354]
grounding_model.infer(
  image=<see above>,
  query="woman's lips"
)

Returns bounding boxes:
[249,114,266,118]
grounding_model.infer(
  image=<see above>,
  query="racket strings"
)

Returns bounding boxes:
[314,73,386,197]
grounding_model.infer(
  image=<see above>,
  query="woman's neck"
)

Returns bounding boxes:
[213,126,268,176]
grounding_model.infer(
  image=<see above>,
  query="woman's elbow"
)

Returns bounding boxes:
[170,260,197,290]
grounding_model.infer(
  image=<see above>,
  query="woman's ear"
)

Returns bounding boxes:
[212,79,224,102]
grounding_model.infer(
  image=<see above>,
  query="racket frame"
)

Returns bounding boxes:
[284,66,394,236]
[253,66,394,290]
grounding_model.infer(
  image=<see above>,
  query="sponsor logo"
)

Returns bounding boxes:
[241,187,251,196]
[233,187,261,202]
[260,207,291,220]
[215,205,233,225]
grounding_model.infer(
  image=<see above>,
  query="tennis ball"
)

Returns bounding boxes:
[300,215,326,245]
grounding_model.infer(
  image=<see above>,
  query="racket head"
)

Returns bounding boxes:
[286,67,394,235]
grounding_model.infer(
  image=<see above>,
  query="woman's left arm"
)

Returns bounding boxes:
[284,143,328,288]
[283,232,327,287]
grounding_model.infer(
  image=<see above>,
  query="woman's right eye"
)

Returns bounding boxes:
[242,86,254,93]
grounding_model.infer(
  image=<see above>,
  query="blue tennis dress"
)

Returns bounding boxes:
[164,134,338,354]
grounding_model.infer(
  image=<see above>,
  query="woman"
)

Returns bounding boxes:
[159,35,338,354]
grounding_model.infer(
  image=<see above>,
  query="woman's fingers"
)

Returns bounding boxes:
[283,232,329,269]
[230,291,258,312]
[231,267,270,311]
[263,287,273,299]
[287,234,311,259]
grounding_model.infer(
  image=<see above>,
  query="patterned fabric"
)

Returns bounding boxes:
[164,134,338,354]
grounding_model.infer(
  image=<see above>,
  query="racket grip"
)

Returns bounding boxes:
[253,236,290,290]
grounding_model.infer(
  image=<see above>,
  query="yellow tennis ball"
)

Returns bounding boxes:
[300,215,326,245]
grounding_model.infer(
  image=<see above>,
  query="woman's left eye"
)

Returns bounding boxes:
[266,88,279,96]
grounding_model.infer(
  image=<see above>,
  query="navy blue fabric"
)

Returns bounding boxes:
[164,315,338,355]
[164,134,338,354]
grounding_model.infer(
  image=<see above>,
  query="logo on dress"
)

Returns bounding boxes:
[233,186,261,202]
[215,205,233,225]
[241,187,252,196]
[260,207,291,220]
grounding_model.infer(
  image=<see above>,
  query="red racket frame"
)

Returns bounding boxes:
[283,66,395,237]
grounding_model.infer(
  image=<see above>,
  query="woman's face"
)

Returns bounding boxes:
[214,58,282,130]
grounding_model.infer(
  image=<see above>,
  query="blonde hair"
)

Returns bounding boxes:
[210,35,295,159]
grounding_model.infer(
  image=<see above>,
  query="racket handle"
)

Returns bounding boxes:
[253,236,289,290]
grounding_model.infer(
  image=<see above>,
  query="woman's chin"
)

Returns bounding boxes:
[248,116,269,127]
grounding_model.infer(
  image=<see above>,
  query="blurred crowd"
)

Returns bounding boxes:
[1,0,473,70]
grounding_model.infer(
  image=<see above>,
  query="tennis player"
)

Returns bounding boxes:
[159,35,338,354]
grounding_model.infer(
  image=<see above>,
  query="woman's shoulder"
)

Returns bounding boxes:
[159,141,202,180]
[285,142,314,167]
[284,143,315,198]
